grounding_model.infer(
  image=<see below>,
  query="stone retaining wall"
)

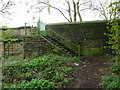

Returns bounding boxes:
[0,26,38,57]
[46,20,109,56]
[23,36,58,59]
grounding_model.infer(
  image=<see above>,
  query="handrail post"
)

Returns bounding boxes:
[25,23,27,35]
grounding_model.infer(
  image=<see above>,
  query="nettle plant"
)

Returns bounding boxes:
[106,1,120,62]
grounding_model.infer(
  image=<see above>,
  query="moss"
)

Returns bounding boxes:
[83,48,103,56]
[46,20,108,26]
[46,20,109,56]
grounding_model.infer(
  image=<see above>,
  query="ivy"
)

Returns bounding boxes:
[101,1,120,88]
[106,1,120,62]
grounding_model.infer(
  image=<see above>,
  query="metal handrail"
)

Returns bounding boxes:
[47,30,78,52]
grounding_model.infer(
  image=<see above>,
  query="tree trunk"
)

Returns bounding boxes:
[73,1,77,22]
[77,2,82,22]
[66,0,73,22]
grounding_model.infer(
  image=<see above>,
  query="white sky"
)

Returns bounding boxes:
[0,0,113,27]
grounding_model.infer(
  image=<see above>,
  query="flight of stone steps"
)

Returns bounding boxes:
[42,34,78,56]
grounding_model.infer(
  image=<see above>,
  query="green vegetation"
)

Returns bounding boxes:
[83,48,103,56]
[0,26,20,42]
[111,62,120,74]
[101,1,120,89]
[101,75,120,88]
[2,54,81,88]
[101,62,120,88]
[4,79,55,88]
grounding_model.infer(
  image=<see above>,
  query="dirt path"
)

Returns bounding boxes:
[66,56,110,88]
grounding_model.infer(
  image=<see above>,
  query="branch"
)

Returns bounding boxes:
[65,0,73,22]
[79,0,91,6]
[0,0,11,14]
[99,2,108,20]
[32,1,70,22]
[35,6,48,13]
[77,1,82,22]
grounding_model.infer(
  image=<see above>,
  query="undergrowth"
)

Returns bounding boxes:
[2,54,81,88]
[101,1,120,89]
[101,75,120,88]
[100,62,120,88]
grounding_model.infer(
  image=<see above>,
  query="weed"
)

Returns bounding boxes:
[2,54,81,88]
[100,75,120,88]
[4,79,55,88]
[111,62,120,73]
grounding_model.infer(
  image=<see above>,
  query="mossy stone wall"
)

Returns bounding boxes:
[23,36,63,58]
[23,36,48,58]
[46,21,109,56]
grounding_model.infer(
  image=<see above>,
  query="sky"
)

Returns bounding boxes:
[0,0,116,28]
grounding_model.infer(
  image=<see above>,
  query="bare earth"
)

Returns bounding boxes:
[65,56,110,88]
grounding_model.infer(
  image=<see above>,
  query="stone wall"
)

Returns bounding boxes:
[46,20,109,56]
[0,26,38,37]
[4,40,23,56]
[0,42,4,57]
[0,20,116,57]
[23,36,57,59]
[0,26,38,57]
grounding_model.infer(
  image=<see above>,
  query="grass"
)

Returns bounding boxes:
[2,54,81,88]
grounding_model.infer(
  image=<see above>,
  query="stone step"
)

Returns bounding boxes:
[43,35,78,56]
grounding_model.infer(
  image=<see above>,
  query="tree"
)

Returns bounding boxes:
[107,0,120,61]
[91,0,119,20]
[31,0,92,22]
[0,0,13,15]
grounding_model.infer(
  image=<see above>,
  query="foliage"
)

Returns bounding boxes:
[106,19,120,60]
[0,26,17,42]
[91,0,119,20]
[4,79,55,88]
[101,1,120,89]
[111,62,120,73]
[106,0,120,62]
[2,54,81,88]
[2,29,14,41]
[100,75,120,88]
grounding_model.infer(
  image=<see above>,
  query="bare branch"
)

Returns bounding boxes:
[0,0,13,15]
[31,0,92,22]
[99,2,108,20]
[32,1,70,22]
[77,1,82,22]
[79,1,91,6]
[65,0,73,22]
[73,0,77,22]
